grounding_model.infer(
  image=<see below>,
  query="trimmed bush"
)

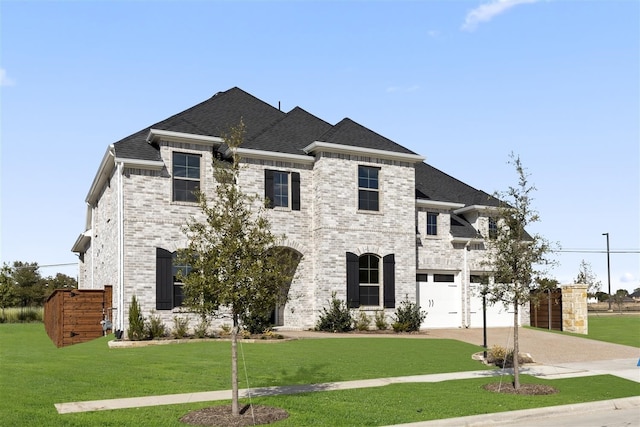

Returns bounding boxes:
[392,297,426,332]
[316,293,354,332]
[146,312,167,339]
[374,310,388,330]
[127,295,146,341]
[355,310,371,331]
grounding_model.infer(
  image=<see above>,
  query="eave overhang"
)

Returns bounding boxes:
[416,199,465,210]
[453,204,501,215]
[224,147,315,164]
[146,129,224,147]
[303,141,425,163]
[71,230,92,253]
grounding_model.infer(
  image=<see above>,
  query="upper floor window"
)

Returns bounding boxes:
[358,166,379,211]
[426,212,438,236]
[488,217,498,239]
[173,152,201,202]
[265,170,300,210]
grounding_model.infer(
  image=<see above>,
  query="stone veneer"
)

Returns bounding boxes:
[561,284,589,334]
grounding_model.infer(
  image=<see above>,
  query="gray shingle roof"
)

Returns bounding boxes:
[108,87,500,211]
[244,107,332,155]
[320,118,418,155]
[415,162,501,207]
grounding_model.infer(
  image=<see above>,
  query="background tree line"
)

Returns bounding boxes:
[0,262,77,311]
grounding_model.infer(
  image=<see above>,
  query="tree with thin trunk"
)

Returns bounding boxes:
[483,153,557,390]
[178,121,299,417]
[575,260,602,299]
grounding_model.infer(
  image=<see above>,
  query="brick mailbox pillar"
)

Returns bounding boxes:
[561,284,588,335]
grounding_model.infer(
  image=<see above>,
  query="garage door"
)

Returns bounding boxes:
[417,273,461,328]
[468,283,515,328]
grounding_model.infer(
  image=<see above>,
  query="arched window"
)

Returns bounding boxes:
[359,254,380,306]
[346,252,395,308]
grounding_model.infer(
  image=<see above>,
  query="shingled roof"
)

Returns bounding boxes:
[109,87,498,211]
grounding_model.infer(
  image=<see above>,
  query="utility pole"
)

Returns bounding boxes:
[603,233,612,311]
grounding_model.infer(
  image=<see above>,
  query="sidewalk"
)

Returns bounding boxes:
[54,328,640,426]
[54,360,640,414]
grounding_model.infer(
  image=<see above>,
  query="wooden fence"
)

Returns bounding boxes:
[44,286,112,348]
[530,288,562,331]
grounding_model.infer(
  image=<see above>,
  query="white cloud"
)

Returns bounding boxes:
[462,0,539,32]
[0,68,16,87]
[620,272,636,283]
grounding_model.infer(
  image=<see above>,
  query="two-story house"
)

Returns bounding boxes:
[72,87,525,336]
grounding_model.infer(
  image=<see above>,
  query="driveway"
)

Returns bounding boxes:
[425,327,639,364]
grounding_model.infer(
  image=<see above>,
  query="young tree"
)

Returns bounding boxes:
[483,154,557,390]
[575,260,602,299]
[178,121,299,417]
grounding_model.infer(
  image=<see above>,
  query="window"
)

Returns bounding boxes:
[470,275,489,284]
[426,212,438,236]
[488,217,498,239]
[346,252,395,308]
[173,152,201,202]
[156,248,190,309]
[434,274,455,283]
[265,170,300,210]
[358,166,379,211]
[359,254,380,305]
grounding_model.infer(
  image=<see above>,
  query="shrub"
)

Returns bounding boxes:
[241,310,272,335]
[374,310,388,330]
[146,312,167,339]
[354,310,371,331]
[316,293,354,332]
[127,295,146,341]
[486,345,529,367]
[172,316,190,338]
[392,296,426,332]
[194,317,211,338]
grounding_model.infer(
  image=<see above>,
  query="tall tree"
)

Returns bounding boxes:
[178,121,299,417]
[574,259,602,298]
[483,154,557,390]
[11,262,44,307]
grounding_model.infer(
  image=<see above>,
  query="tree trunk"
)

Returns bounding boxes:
[231,313,239,416]
[512,299,520,390]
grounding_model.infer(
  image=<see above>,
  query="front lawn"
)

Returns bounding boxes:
[1,324,637,426]
[586,314,640,347]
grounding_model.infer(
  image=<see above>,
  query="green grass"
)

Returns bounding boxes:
[1,324,638,426]
[585,314,640,347]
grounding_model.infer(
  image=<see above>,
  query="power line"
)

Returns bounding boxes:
[558,249,640,254]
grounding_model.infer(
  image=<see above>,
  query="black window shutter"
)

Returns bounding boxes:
[383,254,395,308]
[156,248,173,310]
[265,170,274,208]
[291,172,301,211]
[346,252,359,308]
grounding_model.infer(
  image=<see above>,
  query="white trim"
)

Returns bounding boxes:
[303,141,425,163]
[71,230,92,253]
[225,147,315,164]
[86,146,116,206]
[416,199,465,210]
[146,129,224,146]
[453,205,500,215]
[114,157,165,170]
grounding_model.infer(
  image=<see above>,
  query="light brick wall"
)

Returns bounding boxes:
[562,284,588,334]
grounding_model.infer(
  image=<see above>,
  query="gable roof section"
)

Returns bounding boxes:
[415,162,501,207]
[244,107,333,155]
[113,87,285,161]
[319,118,418,155]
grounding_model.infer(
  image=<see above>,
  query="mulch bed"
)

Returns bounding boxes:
[180,404,289,426]
[483,382,558,395]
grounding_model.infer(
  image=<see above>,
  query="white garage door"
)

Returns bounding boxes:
[468,283,515,328]
[418,273,461,328]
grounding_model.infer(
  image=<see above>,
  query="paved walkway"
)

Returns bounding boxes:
[54,328,640,425]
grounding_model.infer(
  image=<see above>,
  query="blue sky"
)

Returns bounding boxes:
[1,1,638,293]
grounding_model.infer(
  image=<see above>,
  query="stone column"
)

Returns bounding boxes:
[562,284,588,334]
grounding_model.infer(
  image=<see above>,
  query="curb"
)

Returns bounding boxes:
[383,396,640,426]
